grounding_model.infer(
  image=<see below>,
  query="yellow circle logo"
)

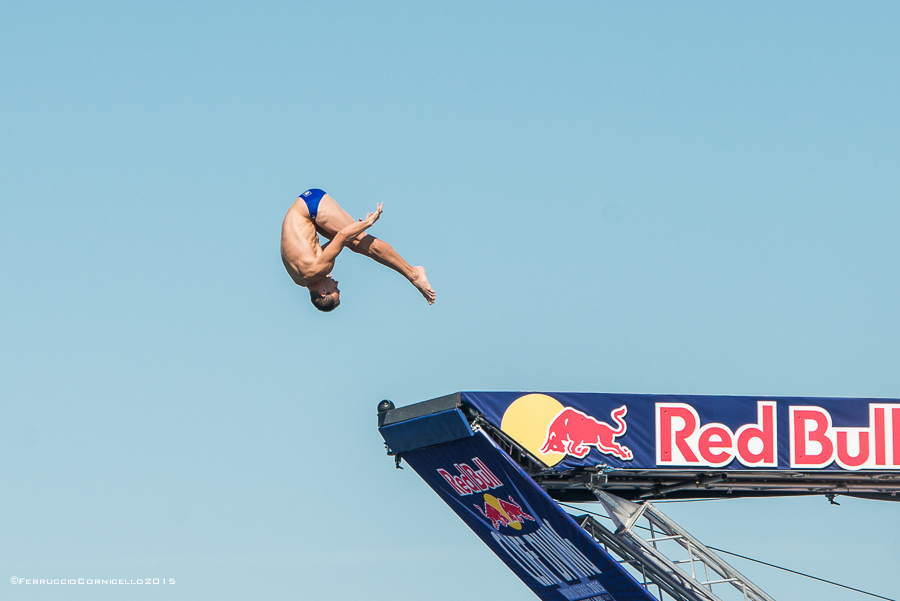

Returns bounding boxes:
[500,393,566,467]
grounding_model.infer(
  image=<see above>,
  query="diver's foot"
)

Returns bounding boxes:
[411,266,436,304]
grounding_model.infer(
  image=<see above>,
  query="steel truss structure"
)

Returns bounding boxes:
[577,492,774,601]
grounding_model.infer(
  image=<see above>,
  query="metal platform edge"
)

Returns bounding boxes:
[377,393,463,428]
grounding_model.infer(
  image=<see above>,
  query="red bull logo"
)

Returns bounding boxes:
[496,392,900,472]
[540,405,633,460]
[475,494,535,531]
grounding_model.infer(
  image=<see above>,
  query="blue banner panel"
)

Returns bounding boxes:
[402,430,657,601]
[459,392,900,472]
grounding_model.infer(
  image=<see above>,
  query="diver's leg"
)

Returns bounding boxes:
[315,194,435,303]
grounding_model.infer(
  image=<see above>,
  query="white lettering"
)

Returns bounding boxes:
[490,521,602,588]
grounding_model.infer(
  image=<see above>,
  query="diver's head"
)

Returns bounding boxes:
[309,277,340,312]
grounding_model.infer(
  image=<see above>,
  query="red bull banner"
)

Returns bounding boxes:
[402,430,657,601]
[459,392,900,472]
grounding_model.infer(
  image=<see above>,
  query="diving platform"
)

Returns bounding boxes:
[377,391,900,601]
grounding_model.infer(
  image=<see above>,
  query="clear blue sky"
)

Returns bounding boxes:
[2,2,898,600]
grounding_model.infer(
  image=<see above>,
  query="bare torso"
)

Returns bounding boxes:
[280,198,321,288]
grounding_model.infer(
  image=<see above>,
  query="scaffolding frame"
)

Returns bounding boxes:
[575,491,775,601]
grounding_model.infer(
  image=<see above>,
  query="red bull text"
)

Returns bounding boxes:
[437,458,503,496]
[657,401,777,467]
[657,401,900,470]
[790,404,900,469]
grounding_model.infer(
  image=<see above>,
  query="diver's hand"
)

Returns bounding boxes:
[359,202,383,228]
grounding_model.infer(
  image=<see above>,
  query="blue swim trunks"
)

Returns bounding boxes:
[300,189,326,223]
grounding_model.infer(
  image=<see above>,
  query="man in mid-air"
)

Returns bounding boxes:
[281,189,435,312]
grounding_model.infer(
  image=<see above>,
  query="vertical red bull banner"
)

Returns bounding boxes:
[460,392,900,472]
[401,430,657,601]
